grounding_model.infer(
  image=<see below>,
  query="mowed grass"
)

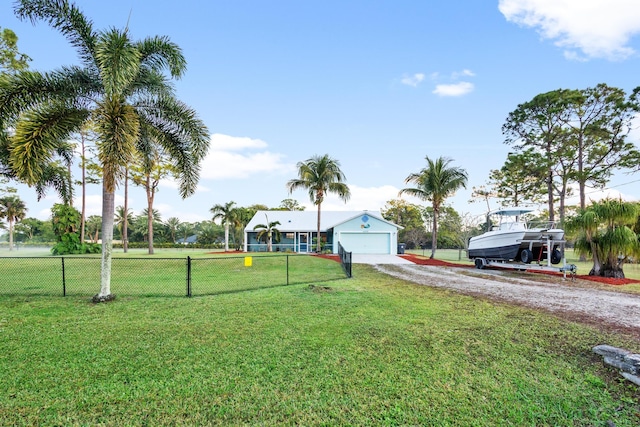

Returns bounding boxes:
[0,252,345,297]
[1,263,640,426]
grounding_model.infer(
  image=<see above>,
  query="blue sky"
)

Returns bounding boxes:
[2,0,640,223]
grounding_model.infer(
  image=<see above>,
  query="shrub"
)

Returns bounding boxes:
[51,232,101,255]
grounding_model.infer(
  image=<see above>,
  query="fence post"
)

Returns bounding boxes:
[61,257,66,297]
[286,255,289,286]
[186,256,192,297]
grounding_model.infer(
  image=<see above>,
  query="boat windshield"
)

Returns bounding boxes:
[499,221,526,231]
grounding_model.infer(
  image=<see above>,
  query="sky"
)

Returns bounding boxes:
[1,0,640,225]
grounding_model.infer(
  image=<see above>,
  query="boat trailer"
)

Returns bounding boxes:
[472,235,577,280]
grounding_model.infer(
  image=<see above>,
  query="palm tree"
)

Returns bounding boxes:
[2,0,209,301]
[165,217,181,243]
[196,221,218,245]
[85,214,101,243]
[114,205,133,245]
[253,214,281,252]
[232,206,254,250]
[0,195,26,250]
[177,222,194,243]
[210,201,237,252]
[399,156,467,259]
[135,208,162,244]
[566,199,639,278]
[287,154,350,253]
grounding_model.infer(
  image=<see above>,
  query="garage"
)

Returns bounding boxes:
[331,212,402,255]
[338,232,391,254]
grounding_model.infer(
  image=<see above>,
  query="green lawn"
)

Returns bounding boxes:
[1,262,639,426]
[0,251,346,297]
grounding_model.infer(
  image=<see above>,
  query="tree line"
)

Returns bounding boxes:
[0,198,308,250]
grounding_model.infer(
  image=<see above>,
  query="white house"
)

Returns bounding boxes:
[244,210,403,254]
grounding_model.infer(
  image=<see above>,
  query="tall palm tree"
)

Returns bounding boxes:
[165,217,181,243]
[114,205,133,244]
[0,195,26,250]
[399,156,467,259]
[253,214,281,252]
[1,0,209,301]
[287,154,350,253]
[210,201,237,252]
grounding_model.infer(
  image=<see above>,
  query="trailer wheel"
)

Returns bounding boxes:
[474,258,486,269]
[551,249,562,264]
[520,249,533,264]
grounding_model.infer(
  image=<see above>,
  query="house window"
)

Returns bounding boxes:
[285,233,294,239]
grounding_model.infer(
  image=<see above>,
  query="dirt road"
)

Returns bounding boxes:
[374,263,640,337]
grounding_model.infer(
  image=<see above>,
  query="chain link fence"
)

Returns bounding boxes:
[0,254,348,298]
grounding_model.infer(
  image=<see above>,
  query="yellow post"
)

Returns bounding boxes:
[244,256,253,267]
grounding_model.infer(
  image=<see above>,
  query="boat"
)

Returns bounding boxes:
[468,208,565,264]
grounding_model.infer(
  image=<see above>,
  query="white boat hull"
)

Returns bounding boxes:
[468,230,526,261]
[469,231,565,263]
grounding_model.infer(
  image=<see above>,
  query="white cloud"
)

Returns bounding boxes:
[428,69,476,97]
[199,134,294,180]
[401,73,426,87]
[565,183,638,206]
[210,133,268,151]
[433,81,475,97]
[452,69,475,78]
[499,0,640,60]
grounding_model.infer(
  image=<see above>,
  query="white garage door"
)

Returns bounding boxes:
[339,232,390,254]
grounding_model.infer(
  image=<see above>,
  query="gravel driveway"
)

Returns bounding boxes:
[373,263,640,337]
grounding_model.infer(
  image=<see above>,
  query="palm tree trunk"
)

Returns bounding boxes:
[8,219,14,251]
[98,185,114,299]
[316,203,322,253]
[123,169,129,253]
[80,137,86,244]
[224,222,229,252]
[430,204,438,259]
[147,183,154,255]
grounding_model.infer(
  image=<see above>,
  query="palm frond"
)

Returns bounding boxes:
[135,95,209,198]
[14,0,97,65]
[10,102,88,184]
[34,161,72,203]
[95,29,140,97]
[136,35,186,79]
[0,68,99,121]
